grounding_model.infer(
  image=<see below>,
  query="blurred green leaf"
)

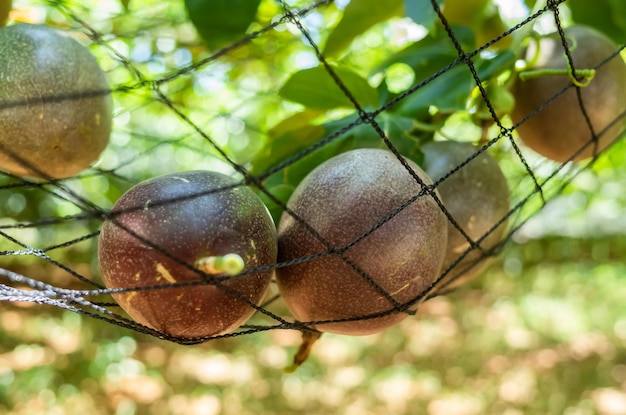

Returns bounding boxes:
[471,81,516,120]
[398,66,471,116]
[268,109,325,137]
[276,115,363,187]
[250,123,325,176]
[323,0,403,58]
[279,65,379,110]
[373,27,471,116]
[256,183,294,225]
[392,34,516,117]
[0,0,11,27]
[379,112,427,163]
[440,0,490,27]
[283,131,355,186]
[324,112,423,152]
[404,0,443,31]
[374,26,474,75]
[475,49,516,79]
[567,0,626,44]
[281,112,428,186]
[185,0,261,49]
[322,112,378,146]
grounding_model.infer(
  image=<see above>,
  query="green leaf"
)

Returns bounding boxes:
[379,28,472,116]
[264,113,371,189]
[277,114,362,187]
[0,0,11,27]
[567,0,626,44]
[252,111,431,198]
[279,66,379,110]
[255,183,295,225]
[373,26,475,75]
[267,109,325,138]
[185,0,261,50]
[283,134,355,186]
[323,0,404,58]
[319,112,426,166]
[404,0,444,31]
[383,29,515,117]
[320,113,380,150]
[524,0,537,8]
[250,124,325,176]
[379,113,426,163]
[396,66,470,116]
[473,49,516,80]
[396,50,515,117]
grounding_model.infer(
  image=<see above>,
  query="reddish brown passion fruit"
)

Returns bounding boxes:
[98,170,277,338]
[511,25,626,162]
[276,148,448,336]
[423,141,510,291]
[0,24,112,179]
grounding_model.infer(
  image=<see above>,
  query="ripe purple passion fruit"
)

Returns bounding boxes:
[98,170,277,338]
[0,24,112,179]
[276,148,448,336]
[423,141,510,291]
[511,25,626,162]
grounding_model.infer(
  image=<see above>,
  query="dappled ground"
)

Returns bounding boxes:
[2,236,626,415]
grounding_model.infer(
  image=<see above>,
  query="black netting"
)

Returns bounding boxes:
[0,0,624,347]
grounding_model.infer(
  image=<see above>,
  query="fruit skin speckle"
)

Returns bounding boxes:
[0,23,112,179]
[276,148,448,336]
[98,170,278,338]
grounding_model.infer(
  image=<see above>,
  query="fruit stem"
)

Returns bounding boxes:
[518,68,596,87]
[195,254,244,276]
[284,329,322,373]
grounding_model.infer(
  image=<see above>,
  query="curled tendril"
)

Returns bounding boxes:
[518,68,596,87]
[519,35,596,87]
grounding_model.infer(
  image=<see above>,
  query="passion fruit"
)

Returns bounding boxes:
[511,25,626,162]
[423,141,510,291]
[276,148,448,336]
[0,24,112,179]
[98,170,277,338]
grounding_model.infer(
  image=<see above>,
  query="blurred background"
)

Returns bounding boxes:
[1,0,626,414]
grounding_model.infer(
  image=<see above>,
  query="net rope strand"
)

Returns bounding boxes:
[549,0,600,159]
[0,0,608,332]
[0,0,624,343]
